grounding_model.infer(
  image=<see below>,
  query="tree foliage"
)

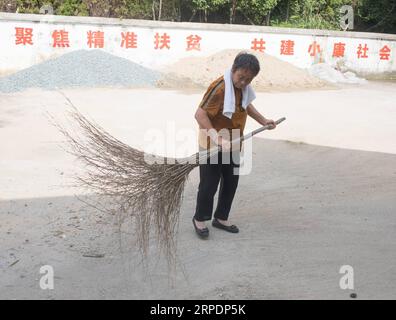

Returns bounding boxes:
[0,0,395,33]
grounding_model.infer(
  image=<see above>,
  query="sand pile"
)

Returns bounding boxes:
[162,49,331,91]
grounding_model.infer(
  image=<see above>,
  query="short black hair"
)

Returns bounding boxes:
[231,52,260,76]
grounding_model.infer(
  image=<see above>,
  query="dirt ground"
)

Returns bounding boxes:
[0,81,395,299]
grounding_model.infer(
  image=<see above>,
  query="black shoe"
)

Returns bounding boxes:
[212,218,239,233]
[192,218,209,239]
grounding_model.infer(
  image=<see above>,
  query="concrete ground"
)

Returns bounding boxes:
[0,81,395,299]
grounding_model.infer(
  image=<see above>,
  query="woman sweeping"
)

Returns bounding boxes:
[56,51,284,262]
[193,52,278,239]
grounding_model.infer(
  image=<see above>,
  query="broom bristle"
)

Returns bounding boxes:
[54,95,208,267]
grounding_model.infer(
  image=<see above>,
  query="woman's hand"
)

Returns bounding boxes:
[217,136,231,151]
[246,104,277,130]
[261,118,277,130]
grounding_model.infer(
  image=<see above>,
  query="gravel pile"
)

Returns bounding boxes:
[0,50,163,93]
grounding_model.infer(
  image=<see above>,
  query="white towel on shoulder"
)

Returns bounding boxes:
[223,69,256,119]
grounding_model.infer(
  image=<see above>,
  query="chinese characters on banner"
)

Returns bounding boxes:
[12,26,393,61]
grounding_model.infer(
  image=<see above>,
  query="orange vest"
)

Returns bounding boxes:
[198,76,248,151]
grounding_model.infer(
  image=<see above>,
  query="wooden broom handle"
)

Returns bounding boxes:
[177,117,286,164]
[210,116,286,154]
[237,117,286,143]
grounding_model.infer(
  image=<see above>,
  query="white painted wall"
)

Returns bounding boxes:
[0,12,395,75]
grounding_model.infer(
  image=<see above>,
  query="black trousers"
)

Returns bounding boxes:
[194,151,240,222]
